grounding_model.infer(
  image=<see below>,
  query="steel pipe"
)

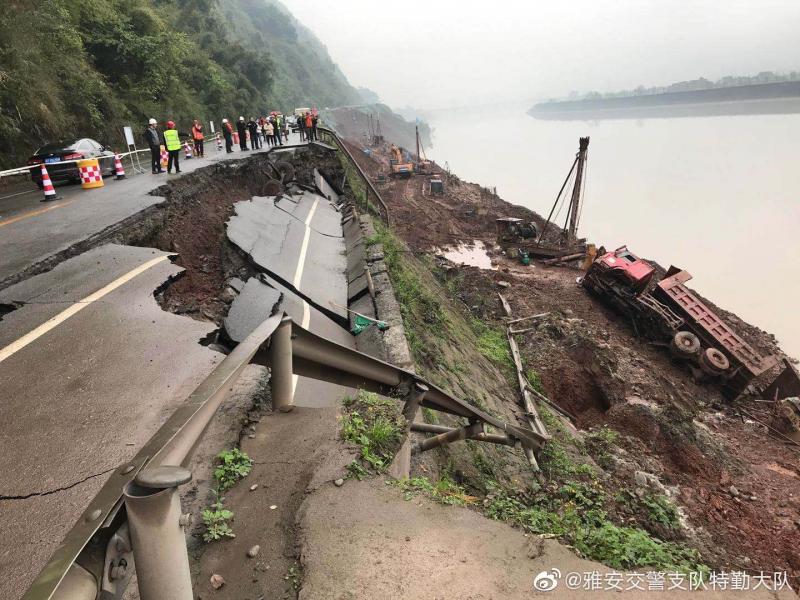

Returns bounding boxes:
[292,325,401,387]
[123,469,193,600]
[270,317,295,412]
[411,422,516,447]
[389,383,428,479]
[413,421,485,453]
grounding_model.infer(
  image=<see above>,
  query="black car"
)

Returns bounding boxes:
[28,138,116,188]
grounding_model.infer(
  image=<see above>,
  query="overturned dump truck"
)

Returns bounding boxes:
[581,246,779,395]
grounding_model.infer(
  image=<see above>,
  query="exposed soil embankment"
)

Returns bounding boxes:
[339,134,800,587]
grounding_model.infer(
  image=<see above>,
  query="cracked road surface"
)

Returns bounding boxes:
[0,244,221,599]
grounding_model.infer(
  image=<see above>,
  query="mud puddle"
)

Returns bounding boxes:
[435,240,496,270]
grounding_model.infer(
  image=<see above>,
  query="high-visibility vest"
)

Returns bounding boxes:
[163,128,181,151]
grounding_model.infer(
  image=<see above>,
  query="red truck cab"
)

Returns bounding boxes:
[591,246,655,294]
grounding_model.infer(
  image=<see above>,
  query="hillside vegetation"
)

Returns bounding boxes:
[0,0,359,168]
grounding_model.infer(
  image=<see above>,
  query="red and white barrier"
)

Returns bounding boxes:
[114,154,126,179]
[40,164,59,201]
[78,160,104,189]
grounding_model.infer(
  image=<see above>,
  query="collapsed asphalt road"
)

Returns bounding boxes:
[0,140,355,599]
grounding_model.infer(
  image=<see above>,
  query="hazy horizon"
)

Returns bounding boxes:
[281,0,800,110]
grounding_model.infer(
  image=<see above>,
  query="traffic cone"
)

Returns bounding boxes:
[113,153,126,180]
[160,147,168,169]
[184,141,193,159]
[40,164,59,201]
[216,135,223,151]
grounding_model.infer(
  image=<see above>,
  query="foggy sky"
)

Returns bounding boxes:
[281,0,800,110]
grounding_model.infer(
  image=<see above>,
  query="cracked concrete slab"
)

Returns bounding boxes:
[223,277,282,342]
[226,194,347,321]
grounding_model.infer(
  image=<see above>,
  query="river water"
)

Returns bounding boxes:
[425,104,800,359]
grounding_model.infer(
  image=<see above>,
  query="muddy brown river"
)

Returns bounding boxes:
[426,104,800,359]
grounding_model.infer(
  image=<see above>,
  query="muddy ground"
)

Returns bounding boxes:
[342,137,800,585]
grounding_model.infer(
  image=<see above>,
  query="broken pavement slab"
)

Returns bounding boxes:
[226,193,348,321]
[223,277,282,343]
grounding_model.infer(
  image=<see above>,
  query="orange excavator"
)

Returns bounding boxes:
[389,144,413,178]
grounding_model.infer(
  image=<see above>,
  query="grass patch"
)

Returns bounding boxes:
[392,475,477,506]
[484,483,705,573]
[201,447,253,543]
[202,492,235,542]
[367,223,447,363]
[341,390,403,475]
[470,318,514,375]
[526,369,544,394]
[539,439,595,478]
[617,490,681,531]
[213,448,253,492]
[421,406,439,424]
[584,426,619,468]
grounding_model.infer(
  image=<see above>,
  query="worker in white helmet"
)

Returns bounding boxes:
[143,118,163,174]
[222,118,233,153]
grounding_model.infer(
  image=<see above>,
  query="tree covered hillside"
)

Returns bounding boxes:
[0,0,359,168]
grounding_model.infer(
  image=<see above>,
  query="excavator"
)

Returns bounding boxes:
[389,144,413,178]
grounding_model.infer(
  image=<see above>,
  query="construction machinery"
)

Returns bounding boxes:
[496,137,590,261]
[389,144,413,178]
[414,122,432,173]
[581,245,779,394]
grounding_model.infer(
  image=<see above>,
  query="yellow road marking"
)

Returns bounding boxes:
[0,255,169,364]
[0,200,76,228]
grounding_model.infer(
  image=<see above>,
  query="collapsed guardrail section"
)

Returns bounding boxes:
[24,314,546,600]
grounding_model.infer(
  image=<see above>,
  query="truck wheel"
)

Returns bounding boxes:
[671,331,700,359]
[699,348,730,375]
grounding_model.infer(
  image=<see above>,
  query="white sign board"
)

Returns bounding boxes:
[209,121,215,134]
[123,126,135,147]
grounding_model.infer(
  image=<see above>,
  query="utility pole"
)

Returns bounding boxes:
[567,136,590,240]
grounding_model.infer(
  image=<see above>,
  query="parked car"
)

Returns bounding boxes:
[28,138,116,188]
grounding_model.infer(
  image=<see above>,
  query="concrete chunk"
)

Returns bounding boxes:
[223,277,282,342]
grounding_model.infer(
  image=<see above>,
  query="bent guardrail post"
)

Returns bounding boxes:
[269,316,295,412]
[388,382,429,479]
[123,466,193,600]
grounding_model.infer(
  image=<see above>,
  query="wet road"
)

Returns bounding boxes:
[0,132,305,287]
[0,245,221,597]
[0,132,355,598]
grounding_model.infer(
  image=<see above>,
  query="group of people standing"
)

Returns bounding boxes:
[296,111,319,142]
[144,110,316,174]
[144,118,206,174]
[222,114,289,153]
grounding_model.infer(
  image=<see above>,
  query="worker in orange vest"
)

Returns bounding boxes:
[191,120,205,157]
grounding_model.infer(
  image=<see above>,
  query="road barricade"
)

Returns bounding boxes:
[78,158,104,190]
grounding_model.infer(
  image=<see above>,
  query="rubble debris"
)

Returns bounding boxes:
[210,573,226,589]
